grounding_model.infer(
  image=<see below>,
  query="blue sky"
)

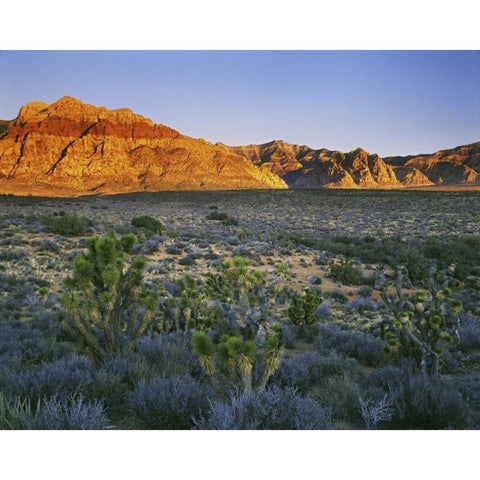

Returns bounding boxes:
[0,50,478,156]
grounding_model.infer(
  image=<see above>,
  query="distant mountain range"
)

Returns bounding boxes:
[0,97,478,196]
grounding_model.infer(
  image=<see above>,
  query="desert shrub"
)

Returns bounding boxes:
[279,323,299,349]
[4,356,96,405]
[179,255,196,266]
[326,290,348,304]
[454,375,480,405]
[136,332,201,379]
[359,395,394,429]
[329,260,366,286]
[361,363,466,429]
[127,375,214,429]
[316,302,332,319]
[29,394,107,430]
[458,315,480,352]
[131,215,164,235]
[195,386,332,430]
[134,237,164,255]
[83,356,152,421]
[271,351,363,394]
[361,364,409,398]
[165,244,183,255]
[387,373,466,429]
[358,285,373,298]
[0,247,29,262]
[345,297,382,313]
[47,214,92,236]
[0,321,74,368]
[317,324,388,367]
[32,239,60,253]
[207,211,238,226]
[315,372,363,425]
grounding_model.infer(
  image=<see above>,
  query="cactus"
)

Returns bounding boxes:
[377,264,462,376]
[61,231,159,362]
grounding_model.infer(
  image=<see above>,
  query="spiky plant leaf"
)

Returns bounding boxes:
[191,331,214,357]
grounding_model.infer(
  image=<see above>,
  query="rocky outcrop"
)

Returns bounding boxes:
[227,141,402,188]
[0,96,287,196]
[0,96,478,196]
[227,140,480,189]
[0,120,9,137]
[384,143,480,186]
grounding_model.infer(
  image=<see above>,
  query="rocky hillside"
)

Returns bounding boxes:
[0,97,287,196]
[384,142,480,186]
[0,96,478,195]
[0,120,10,136]
[226,140,480,188]
[227,140,402,188]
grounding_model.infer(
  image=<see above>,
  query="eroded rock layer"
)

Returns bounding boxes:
[0,97,287,196]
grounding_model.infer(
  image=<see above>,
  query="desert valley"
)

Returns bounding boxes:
[0,94,479,430]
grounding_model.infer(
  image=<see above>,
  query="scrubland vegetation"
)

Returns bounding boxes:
[0,189,479,429]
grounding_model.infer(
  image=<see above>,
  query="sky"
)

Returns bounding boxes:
[0,50,478,156]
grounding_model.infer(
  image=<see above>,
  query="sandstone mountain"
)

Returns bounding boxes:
[384,142,480,186]
[225,140,401,188]
[225,140,480,189]
[0,120,10,136]
[0,97,286,196]
[0,96,478,196]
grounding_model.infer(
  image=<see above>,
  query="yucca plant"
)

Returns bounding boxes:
[191,328,284,394]
[61,231,160,362]
[191,331,216,377]
[0,394,37,430]
[206,256,266,310]
[287,288,322,328]
[258,330,286,390]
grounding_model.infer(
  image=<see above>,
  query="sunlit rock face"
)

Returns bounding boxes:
[0,96,287,196]
[227,140,480,189]
[1,96,478,196]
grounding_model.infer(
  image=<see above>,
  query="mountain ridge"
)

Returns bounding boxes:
[0,96,287,196]
[0,96,478,196]
[225,139,480,189]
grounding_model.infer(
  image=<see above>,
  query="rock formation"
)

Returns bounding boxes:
[0,96,287,196]
[227,141,402,188]
[0,96,478,196]
[384,142,480,186]
[227,140,480,189]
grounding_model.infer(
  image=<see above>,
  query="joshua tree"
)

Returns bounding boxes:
[287,288,322,328]
[377,264,462,376]
[204,256,269,339]
[191,326,285,394]
[206,256,266,310]
[61,232,159,362]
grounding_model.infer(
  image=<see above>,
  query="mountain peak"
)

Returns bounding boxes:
[53,95,83,105]
[0,97,287,196]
